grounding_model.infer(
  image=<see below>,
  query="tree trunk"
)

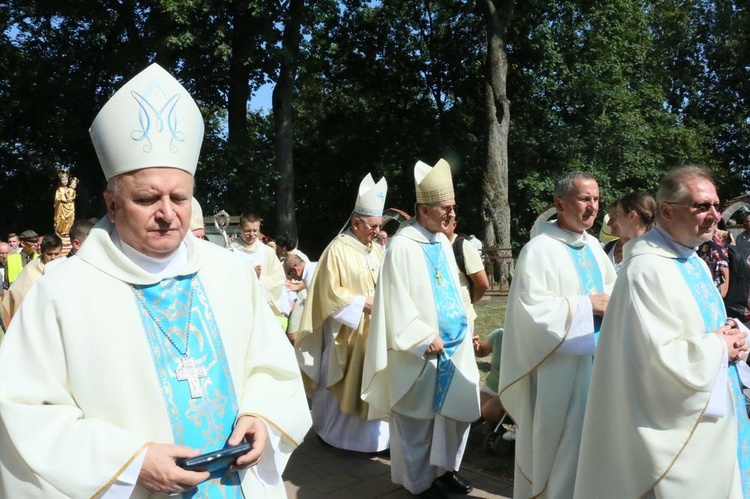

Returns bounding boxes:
[227,5,254,162]
[481,0,514,289]
[273,0,304,239]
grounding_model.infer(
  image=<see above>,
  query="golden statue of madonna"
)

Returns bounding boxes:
[54,168,77,236]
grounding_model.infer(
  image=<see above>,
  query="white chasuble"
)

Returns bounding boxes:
[0,219,311,498]
[575,227,747,498]
[499,221,616,499]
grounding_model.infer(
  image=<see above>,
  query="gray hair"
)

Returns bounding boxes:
[655,165,714,204]
[554,172,597,198]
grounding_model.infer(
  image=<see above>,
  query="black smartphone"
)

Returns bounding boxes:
[176,442,252,473]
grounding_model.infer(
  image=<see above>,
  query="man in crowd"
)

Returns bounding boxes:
[232,212,286,321]
[499,171,616,498]
[0,63,311,498]
[68,218,96,257]
[0,242,9,285]
[576,166,750,497]
[3,229,40,290]
[283,253,316,343]
[363,159,479,499]
[275,233,310,263]
[736,214,750,249]
[376,230,388,250]
[6,233,20,254]
[296,173,390,453]
[442,218,489,326]
[2,233,63,327]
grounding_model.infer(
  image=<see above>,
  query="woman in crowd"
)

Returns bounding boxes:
[605,191,657,274]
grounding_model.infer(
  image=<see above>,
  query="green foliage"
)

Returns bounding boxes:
[0,0,748,254]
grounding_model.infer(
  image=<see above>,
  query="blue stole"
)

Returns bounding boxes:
[674,256,750,496]
[422,242,468,413]
[134,275,243,499]
[565,244,604,345]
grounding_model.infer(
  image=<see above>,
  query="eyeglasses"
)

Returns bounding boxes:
[665,201,721,213]
[432,204,458,215]
[356,219,381,231]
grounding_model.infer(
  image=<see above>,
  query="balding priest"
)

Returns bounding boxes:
[0,63,311,498]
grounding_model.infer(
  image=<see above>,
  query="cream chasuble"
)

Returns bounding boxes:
[575,227,748,498]
[296,232,389,451]
[0,219,311,498]
[499,221,616,499]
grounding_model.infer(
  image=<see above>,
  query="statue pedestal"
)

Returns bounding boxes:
[59,234,72,257]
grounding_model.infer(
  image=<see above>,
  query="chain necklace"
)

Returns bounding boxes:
[134,278,195,356]
[133,277,206,398]
[422,244,445,286]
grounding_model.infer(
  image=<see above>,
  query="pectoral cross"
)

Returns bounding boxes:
[176,357,207,398]
[435,270,443,285]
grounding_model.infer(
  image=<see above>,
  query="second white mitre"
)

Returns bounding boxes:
[89,63,204,180]
[355,173,388,216]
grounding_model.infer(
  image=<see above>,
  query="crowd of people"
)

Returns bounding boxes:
[1,62,750,499]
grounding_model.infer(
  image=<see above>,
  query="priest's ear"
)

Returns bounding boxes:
[553,195,565,213]
[658,201,673,221]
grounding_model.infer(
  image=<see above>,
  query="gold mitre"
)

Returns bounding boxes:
[415,158,454,203]
[354,173,388,216]
[190,197,205,231]
[89,63,204,180]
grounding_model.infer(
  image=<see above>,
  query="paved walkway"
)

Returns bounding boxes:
[284,430,513,498]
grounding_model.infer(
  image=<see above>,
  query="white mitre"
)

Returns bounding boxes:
[89,63,204,180]
[415,158,454,203]
[354,173,388,216]
[190,197,205,231]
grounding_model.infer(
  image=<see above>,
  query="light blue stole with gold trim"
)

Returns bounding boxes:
[134,274,243,498]
[674,256,750,496]
[422,243,468,414]
[565,244,604,345]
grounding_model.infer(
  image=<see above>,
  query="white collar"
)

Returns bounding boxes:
[113,230,189,280]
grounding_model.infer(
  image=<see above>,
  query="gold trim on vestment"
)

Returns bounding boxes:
[636,365,721,498]
[91,441,152,498]
[498,298,575,496]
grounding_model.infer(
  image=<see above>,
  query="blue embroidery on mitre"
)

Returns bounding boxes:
[130,79,186,154]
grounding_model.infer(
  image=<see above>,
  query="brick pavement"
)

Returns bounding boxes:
[284,430,513,498]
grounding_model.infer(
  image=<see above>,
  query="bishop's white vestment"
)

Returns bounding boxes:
[574,227,750,498]
[362,220,480,494]
[0,219,312,498]
[499,221,616,498]
[296,231,389,452]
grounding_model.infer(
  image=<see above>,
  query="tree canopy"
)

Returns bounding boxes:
[0,0,747,256]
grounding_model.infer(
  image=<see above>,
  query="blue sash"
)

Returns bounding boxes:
[565,244,604,345]
[134,275,243,499]
[674,256,750,496]
[422,243,468,413]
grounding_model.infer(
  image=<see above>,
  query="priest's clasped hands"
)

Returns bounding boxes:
[718,319,749,363]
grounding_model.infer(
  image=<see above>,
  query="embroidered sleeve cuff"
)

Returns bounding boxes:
[332,295,365,329]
